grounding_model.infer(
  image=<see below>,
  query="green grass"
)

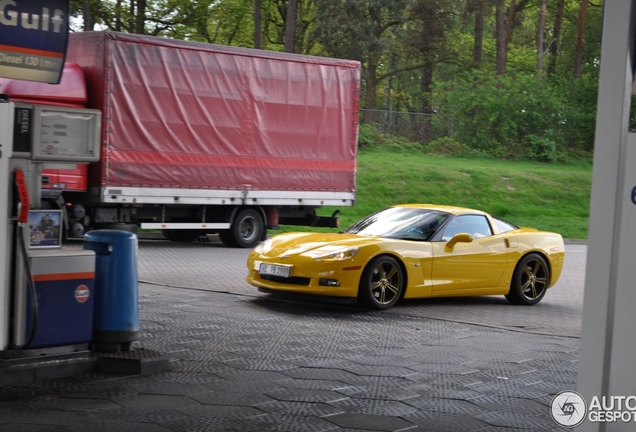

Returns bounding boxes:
[281,146,593,240]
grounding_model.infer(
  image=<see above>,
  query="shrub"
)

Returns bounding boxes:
[424,137,471,157]
[358,123,422,150]
[358,123,382,148]
[524,134,557,163]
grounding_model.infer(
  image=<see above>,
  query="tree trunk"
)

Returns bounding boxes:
[380,75,393,133]
[473,6,484,65]
[495,0,506,75]
[135,0,146,35]
[115,0,122,32]
[505,0,516,50]
[574,0,589,79]
[364,60,379,125]
[254,0,262,49]
[284,0,298,53]
[536,0,547,73]
[82,0,92,31]
[420,64,433,144]
[547,0,564,75]
[129,0,135,33]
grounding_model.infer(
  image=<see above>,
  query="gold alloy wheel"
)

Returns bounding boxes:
[520,258,548,300]
[505,253,550,306]
[370,260,402,305]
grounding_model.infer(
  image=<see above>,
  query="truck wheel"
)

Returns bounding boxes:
[223,209,264,248]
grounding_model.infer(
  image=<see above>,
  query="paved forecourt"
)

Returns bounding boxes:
[0,236,584,431]
[137,236,586,338]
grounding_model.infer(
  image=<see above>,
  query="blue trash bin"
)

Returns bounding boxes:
[83,230,139,352]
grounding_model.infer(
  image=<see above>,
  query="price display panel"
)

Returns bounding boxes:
[31,106,101,162]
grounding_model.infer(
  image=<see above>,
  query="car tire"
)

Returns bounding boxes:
[358,255,404,310]
[505,253,549,305]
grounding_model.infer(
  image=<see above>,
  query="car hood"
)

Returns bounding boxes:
[259,232,379,258]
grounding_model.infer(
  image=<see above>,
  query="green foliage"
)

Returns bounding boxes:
[358,123,424,151]
[551,75,600,153]
[433,70,597,162]
[553,2,603,78]
[423,137,472,157]
[312,0,414,62]
[525,134,557,163]
[357,123,382,148]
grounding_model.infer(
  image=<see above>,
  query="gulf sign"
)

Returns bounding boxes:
[75,284,90,303]
[0,0,69,84]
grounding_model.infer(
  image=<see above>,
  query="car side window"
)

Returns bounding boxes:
[441,215,493,241]
[493,217,518,233]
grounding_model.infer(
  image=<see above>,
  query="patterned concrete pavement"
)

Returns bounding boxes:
[0,237,584,431]
[137,237,586,338]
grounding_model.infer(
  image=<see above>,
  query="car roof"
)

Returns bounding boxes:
[392,203,488,216]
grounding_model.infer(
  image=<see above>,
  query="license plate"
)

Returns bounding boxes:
[259,263,292,278]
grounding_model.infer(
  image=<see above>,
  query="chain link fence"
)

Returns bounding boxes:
[360,109,449,144]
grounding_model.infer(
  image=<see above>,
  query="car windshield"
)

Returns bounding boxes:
[345,207,451,241]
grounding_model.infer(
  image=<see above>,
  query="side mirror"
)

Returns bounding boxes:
[445,233,473,250]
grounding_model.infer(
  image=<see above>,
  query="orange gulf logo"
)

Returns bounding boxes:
[75,285,90,303]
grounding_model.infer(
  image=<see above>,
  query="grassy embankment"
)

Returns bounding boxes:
[291,146,593,240]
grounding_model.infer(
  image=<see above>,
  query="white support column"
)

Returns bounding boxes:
[0,101,14,351]
[577,1,636,431]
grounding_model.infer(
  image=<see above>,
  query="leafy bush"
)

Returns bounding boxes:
[424,137,472,157]
[358,123,422,151]
[433,70,594,163]
[357,123,383,148]
[524,134,557,163]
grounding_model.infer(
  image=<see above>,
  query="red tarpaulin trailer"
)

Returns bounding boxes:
[1,31,360,247]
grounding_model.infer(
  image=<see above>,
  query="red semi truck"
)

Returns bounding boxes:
[1,32,360,247]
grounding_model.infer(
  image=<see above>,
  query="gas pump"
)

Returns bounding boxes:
[0,97,101,358]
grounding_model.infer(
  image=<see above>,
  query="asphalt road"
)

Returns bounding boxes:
[137,237,585,339]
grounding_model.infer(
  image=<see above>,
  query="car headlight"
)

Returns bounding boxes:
[315,246,359,261]
[253,238,273,254]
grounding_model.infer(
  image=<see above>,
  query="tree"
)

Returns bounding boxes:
[536,0,547,73]
[505,0,516,50]
[313,0,414,123]
[408,0,451,143]
[70,0,104,31]
[495,0,506,75]
[254,0,263,48]
[574,0,589,79]
[466,0,489,66]
[135,0,147,34]
[547,0,565,76]
[284,0,298,52]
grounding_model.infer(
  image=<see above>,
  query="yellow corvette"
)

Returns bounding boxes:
[246,204,565,310]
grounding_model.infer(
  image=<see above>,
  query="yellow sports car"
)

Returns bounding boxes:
[246,204,565,310]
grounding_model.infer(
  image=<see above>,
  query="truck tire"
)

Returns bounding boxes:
[220,209,264,248]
